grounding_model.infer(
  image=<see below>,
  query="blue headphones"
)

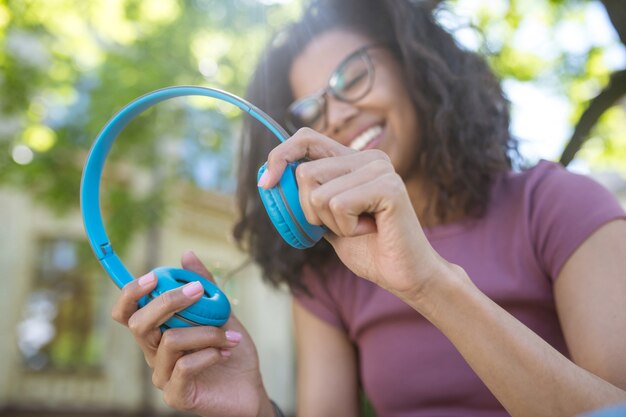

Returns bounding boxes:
[80,86,325,329]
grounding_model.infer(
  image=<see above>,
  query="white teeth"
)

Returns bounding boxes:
[349,125,383,151]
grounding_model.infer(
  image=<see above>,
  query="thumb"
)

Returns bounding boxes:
[181,250,216,284]
[180,250,245,329]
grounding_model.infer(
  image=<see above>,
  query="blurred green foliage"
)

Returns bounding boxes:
[445,0,626,173]
[0,0,302,253]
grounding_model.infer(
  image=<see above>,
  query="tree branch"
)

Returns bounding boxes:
[600,0,626,46]
[559,69,626,166]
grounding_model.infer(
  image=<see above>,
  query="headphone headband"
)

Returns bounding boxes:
[80,86,289,288]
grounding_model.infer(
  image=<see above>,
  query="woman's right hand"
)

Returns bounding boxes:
[111,251,275,417]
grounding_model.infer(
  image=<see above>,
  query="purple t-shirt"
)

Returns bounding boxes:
[294,161,626,417]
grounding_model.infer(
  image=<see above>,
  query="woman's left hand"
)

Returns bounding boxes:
[259,128,451,300]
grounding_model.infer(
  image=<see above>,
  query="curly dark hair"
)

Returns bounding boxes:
[233,0,516,292]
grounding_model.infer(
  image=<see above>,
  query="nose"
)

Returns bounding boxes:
[324,96,359,137]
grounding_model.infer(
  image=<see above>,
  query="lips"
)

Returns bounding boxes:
[348,124,383,151]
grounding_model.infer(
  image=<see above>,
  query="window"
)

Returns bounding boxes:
[18,238,105,372]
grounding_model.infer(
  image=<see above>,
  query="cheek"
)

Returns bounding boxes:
[380,90,419,144]
[385,98,421,174]
[362,65,421,164]
[371,67,414,121]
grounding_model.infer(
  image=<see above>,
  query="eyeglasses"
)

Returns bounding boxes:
[285,44,384,134]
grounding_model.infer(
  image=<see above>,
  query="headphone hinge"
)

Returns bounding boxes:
[98,242,114,260]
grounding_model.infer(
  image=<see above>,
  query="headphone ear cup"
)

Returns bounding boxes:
[140,267,231,328]
[257,163,325,249]
[260,186,303,248]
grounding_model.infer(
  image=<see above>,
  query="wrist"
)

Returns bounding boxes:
[399,258,472,320]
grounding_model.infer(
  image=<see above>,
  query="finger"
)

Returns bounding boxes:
[162,347,226,409]
[111,272,158,326]
[259,128,356,189]
[181,250,216,284]
[324,171,406,237]
[306,159,393,235]
[180,251,249,331]
[296,148,390,187]
[127,281,205,346]
[152,326,241,388]
[296,150,392,227]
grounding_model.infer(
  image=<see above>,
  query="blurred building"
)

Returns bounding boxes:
[0,184,296,416]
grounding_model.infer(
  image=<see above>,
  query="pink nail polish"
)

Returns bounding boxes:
[257,169,270,188]
[225,330,242,343]
[220,349,232,357]
[138,273,156,286]
[182,281,203,298]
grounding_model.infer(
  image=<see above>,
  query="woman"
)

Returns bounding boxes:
[111,0,626,416]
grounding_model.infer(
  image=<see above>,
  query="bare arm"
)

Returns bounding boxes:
[408,220,626,417]
[554,219,626,389]
[292,300,359,417]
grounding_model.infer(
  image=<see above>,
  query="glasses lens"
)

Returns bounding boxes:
[329,51,372,102]
[287,96,325,132]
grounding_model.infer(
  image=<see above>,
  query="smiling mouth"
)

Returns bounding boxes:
[349,125,384,151]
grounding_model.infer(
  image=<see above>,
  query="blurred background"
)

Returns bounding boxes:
[0,0,624,416]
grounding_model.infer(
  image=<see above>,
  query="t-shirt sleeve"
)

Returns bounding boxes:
[529,161,626,281]
[292,266,346,330]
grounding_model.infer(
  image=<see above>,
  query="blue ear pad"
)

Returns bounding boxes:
[257,162,325,249]
[138,267,231,328]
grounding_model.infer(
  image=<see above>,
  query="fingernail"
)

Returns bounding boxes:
[220,349,232,357]
[138,272,156,286]
[257,168,270,188]
[225,330,242,343]
[182,281,203,298]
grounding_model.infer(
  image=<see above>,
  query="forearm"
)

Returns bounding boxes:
[402,263,626,417]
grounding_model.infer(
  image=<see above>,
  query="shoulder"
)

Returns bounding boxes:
[522,159,610,196]
[493,160,623,216]
[501,159,599,192]
[494,160,625,279]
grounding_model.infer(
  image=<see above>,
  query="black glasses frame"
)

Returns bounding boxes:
[285,44,385,134]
